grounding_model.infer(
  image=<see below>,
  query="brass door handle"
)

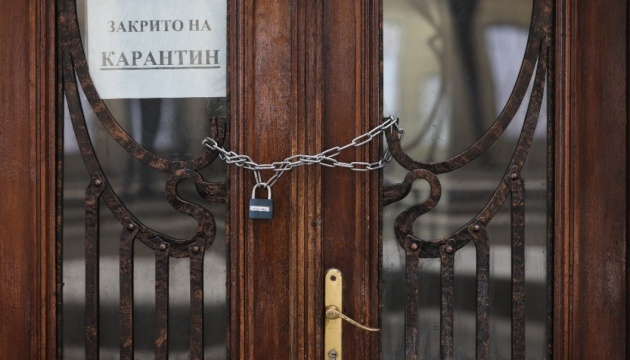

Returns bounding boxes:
[324,269,379,360]
[325,306,380,332]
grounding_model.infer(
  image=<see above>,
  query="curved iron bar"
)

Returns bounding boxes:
[392,169,442,251]
[383,170,434,207]
[60,0,227,172]
[389,1,552,356]
[393,42,548,259]
[62,51,224,258]
[385,0,548,175]
[164,169,219,245]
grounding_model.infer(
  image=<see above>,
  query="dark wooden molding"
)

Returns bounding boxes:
[554,0,628,358]
[553,0,571,357]
[0,0,57,358]
[229,1,324,358]
[320,1,381,358]
[40,0,58,358]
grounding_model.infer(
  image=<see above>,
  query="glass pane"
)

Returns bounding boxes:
[62,0,228,358]
[382,0,548,358]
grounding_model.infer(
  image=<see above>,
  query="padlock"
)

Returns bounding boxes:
[249,184,274,219]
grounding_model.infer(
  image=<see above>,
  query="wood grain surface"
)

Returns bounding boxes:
[0,0,56,359]
[554,0,628,358]
[229,1,379,358]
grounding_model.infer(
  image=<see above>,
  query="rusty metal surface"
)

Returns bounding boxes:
[404,254,419,360]
[119,221,138,360]
[190,246,205,360]
[471,225,490,360]
[383,0,553,358]
[58,0,228,356]
[439,242,455,360]
[154,246,170,360]
[509,176,526,360]
[85,180,103,360]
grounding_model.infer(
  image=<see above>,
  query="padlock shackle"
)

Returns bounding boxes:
[251,183,272,199]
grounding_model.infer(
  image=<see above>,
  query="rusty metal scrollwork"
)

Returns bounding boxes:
[382,0,552,358]
[59,0,227,357]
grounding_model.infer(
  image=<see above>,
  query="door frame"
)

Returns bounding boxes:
[553,0,629,358]
[0,0,57,358]
[0,0,627,358]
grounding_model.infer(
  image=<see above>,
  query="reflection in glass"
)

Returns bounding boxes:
[382,0,547,358]
[62,1,228,358]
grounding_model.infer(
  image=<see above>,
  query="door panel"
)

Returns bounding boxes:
[228,0,310,357]
[229,1,380,358]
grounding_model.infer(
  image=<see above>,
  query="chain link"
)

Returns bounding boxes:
[202,116,403,188]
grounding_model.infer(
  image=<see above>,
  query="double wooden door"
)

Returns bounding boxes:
[0,0,628,359]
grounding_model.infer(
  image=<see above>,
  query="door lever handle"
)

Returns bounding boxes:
[325,306,380,332]
[324,269,379,360]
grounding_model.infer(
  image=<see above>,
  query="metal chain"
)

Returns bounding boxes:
[202,116,403,188]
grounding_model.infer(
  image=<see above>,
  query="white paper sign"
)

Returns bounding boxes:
[87,0,226,99]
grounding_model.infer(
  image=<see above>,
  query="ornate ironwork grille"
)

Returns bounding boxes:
[381,0,552,358]
[58,0,228,358]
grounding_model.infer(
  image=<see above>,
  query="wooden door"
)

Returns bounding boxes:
[0,0,627,360]
[228,1,380,359]
[54,0,379,358]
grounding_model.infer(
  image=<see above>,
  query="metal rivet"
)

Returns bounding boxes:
[158,244,167,251]
[410,243,419,251]
[445,245,454,254]
[127,223,135,230]
[94,179,102,187]
[511,173,518,180]
[192,246,200,254]
[330,275,337,281]
[473,224,481,232]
